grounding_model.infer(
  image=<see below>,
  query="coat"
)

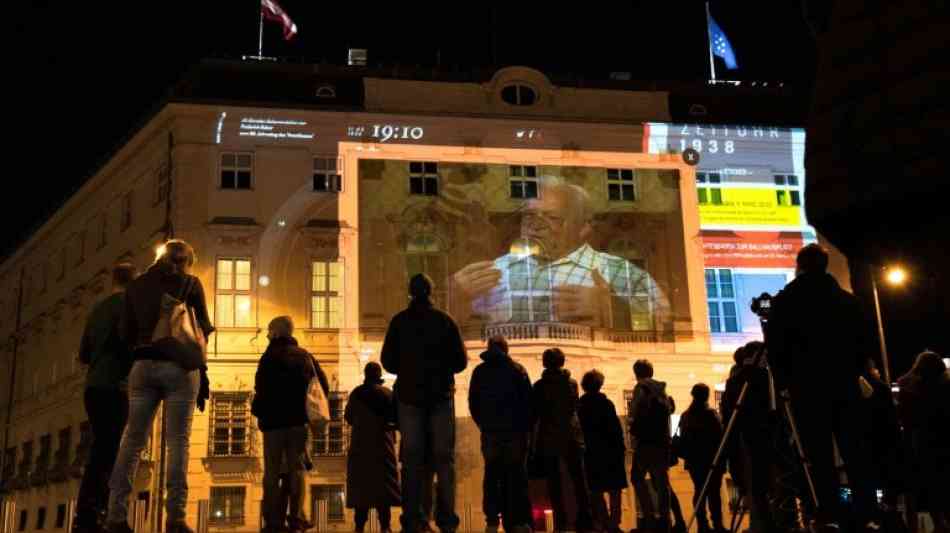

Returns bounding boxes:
[678,404,723,471]
[345,382,401,508]
[251,337,327,432]
[468,347,533,434]
[577,392,627,492]
[896,371,950,506]
[380,300,468,407]
[531,368,584,457]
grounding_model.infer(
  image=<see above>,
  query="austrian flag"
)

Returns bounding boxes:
[261,0,298,40]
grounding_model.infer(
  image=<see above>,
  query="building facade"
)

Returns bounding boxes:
[0,61,841,533]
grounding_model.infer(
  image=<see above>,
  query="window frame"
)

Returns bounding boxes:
[606,168,638,203]
[312,156,343,193]
[36,507,46,530]
[508,165,539,199]
[214,257,255,329]
[310,392,349,457]
[705,268,740,333]
[309,258,344,330]
[408,161,439,197]
[219,152,254,191]
[207,392,252,458]
[310,484,346,523]
[209,486,246,526]
[500,84,538,106]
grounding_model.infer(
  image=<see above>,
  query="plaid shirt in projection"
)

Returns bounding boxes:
[473,244,670,329]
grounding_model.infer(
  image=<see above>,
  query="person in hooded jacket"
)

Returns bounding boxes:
[252,316,329,533]
[531,347,594,533]
[577,369,627,533]
[627,359,675,533]
[381,273,467,533]
[897,351,949,533]
[468,335,533,533]
[678,384,725,533]
[345,362,400,533]
[766,244,876,531]
[106,240,213,533]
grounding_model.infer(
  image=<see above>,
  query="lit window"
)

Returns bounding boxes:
[215,259,254,328]
[311,260,343,329]
[119,192,134,232]
[408,161,439,196]
[311,393,348,457]
[209,393,250,457]
[220,153,253,190]
[509,165,539,199]
[313,157,342,192]
[311,485,345,522]
[706,268,740,333]
[501,84,537,106]
[210,486,245,525]
[607,168,637,202]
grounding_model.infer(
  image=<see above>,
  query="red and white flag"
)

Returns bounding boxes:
[261,0,298,41]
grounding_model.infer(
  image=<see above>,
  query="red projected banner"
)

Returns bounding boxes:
[701,231,803,268]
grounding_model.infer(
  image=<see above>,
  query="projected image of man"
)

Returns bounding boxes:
[452,176,669,330]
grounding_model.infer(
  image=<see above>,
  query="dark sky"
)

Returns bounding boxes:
[20,3,945,374]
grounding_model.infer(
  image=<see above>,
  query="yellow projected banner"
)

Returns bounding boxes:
[699,188,802,226]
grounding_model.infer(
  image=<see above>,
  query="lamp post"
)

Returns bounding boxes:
[870,265,907,384]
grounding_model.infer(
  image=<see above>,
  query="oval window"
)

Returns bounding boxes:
[501,84,537,106]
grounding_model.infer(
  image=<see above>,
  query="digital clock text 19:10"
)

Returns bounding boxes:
[371,125,424,142]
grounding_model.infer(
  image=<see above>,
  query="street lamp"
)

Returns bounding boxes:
[871,265,908,384]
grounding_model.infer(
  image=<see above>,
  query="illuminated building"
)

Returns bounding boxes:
[0,59,847,532]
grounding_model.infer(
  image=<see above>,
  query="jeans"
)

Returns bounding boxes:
[481,432,531,529]
[75,387,129,527]
[107,361,199,525]
[688,466,724,530]
[631,445,671,524]
[398,398,459,532]
[542,444,594,532]
[355,507,392,531]
[263,426,309,529]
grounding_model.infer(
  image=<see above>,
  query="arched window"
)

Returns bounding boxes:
[501,84,537,106]
[315,85,336,98]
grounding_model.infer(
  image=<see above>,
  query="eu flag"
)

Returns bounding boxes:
[708,14,738,70]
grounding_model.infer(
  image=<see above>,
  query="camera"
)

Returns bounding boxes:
[750,292,773,319]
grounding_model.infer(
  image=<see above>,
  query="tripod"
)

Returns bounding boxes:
[686,341,820,533]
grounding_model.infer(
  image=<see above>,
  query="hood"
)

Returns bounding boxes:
[480,346,510,364]
[638,377,668,396]
[542,368,571,380]
[266,336,299,352]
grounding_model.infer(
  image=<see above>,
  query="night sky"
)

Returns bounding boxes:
[7,2,940,371]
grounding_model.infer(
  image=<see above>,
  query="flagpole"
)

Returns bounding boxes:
[258,6,264,57]
[705,2,717,82]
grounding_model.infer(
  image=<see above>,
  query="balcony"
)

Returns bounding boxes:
[481,322,593,342]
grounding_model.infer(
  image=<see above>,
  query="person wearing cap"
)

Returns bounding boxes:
[382,273,468,533]
[345,362,400,533]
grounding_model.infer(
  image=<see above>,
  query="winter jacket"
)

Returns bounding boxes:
[80,292,131,390]
[896,371,950,503]
[678,404,723,471]
[766,272,872,396]
[627,378,675,449]
[531,368,585,457]
[577,392,628,492]
[468,347,533,434]
[252,336,329,431]
[381,299,468,407]
[345,382,400,508]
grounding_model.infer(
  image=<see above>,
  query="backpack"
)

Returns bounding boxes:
[631,387,672,443]
[151,277,206,371]
[305,358,330,428]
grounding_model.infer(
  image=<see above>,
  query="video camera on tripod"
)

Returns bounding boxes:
[750,292,773,321]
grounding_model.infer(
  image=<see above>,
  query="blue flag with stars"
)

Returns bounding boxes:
[708,14,738,70]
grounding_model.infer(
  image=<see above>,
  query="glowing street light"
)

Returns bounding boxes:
[885,266,907,286]
[871,264,909,384]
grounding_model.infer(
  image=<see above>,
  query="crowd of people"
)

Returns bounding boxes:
[70,239,948,533]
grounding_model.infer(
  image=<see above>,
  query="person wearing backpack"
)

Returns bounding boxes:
[627,359,675,533]
[252,316,329,533]
[105,240,214,533]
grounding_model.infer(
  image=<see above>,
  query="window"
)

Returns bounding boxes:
[55,505,66,529]
[74,231,86,265]
[209,486,245,525]
[606,169,637,202]
[706,268,739,333]
[500,84,537,106]
[405,234,447,309]
[18,510,26,532]
[509,165,538,199]
[215,259,253,328]
[55,428,70,467]
[313,157,342,192]
[310,485,345,522]
[696,173,723,205]
[36,434,51,473]
[19,441,33,478]
[36,507,46,530]
[605,240,655,331]
[508,259,552,323]
[155,164,170,205]
[120,192,133,232]
[220,153,253,190]
[311,392,348,457]
[774,174,802,206]
[310,260,343,329]
[408,162,439,196]
[2,447,15,483]
[97,214,108,249]
[208,393,250,457]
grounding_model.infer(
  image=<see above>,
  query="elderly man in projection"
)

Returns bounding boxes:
[452,175,669,330]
